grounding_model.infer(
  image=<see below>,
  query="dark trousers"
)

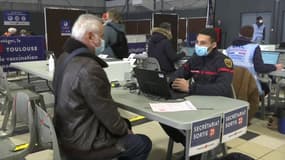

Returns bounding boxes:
[260,81,270,95]
[160,123,202,160]
[117,134,152,160]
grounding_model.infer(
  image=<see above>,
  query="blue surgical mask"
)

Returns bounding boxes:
[195,44,208,56]
[95,39,105,54]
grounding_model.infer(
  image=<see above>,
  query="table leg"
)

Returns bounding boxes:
[166,138,174,160]
[185,130,191,160]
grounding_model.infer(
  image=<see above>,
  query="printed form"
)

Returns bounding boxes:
[149,101,197,112]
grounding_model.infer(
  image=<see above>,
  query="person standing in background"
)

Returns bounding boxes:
[103,8,129,59]
[252,16,265,43]
[148,22,185,74]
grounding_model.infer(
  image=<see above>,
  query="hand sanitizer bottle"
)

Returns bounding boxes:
[48,54,54,72]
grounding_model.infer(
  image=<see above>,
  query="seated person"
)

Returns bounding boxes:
[53,14,152,160]
[148,22,185,74]
[160,28,234,160]
[226,25,283,95]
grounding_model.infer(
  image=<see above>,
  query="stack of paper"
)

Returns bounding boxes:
[149,101,197,112]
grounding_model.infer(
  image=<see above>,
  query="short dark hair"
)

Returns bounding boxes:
[159,22,171,31]
[256,16,263,20]
[240,25,254,38]
[198,28,217,42]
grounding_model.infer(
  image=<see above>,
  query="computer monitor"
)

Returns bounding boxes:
[261,51,280,64]
[259,44,276,51]
[279,42,285,49]
[180,47,194,57]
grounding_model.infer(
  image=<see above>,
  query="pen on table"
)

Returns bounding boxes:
[196,108,214,110]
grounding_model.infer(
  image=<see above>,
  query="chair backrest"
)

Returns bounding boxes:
[10,92,36,154]
[12,92,31,126]
[35,105,61,160]
[232,66,259,121]
[141,57,161,71]
[0,71,16,132]
[3,92,34,134]
[0,66,9,95]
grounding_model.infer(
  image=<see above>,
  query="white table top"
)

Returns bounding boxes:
[111,88,249,130]
[10,60,133,82]
[10,60,53,81]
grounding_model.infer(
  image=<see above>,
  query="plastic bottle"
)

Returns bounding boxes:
[48,55,54,72]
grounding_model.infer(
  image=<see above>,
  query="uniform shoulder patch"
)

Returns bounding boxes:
[224,58,233,68]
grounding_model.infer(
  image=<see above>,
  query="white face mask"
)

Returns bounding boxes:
[95,39,105,54]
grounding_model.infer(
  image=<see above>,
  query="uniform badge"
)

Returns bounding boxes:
[224,58,233,68]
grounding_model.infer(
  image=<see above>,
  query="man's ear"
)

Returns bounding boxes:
[212,42,217,48]
[87,32,94,40]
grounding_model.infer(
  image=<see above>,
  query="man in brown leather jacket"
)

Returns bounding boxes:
[53,14,151,160]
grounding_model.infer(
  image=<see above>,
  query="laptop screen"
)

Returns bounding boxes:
[261,51,280,64]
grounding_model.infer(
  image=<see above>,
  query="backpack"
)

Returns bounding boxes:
[107,23,129,59]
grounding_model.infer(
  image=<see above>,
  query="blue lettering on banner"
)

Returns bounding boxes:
[223,106,248,135]
[191,116,221,147]
[3,10,30,26]
[0,36,46,72]
[128,42,146,54]
[60,19,72,36]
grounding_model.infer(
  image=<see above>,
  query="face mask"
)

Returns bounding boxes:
[95,39,105,54]
[195,44,209,56]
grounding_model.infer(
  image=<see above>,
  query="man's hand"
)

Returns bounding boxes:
[171,78,189,93]
[275,64,284,71]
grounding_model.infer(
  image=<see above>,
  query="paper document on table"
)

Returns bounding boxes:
[149,101,197,112]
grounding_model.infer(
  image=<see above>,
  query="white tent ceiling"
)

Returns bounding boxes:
[0,0,208,12]
[106,0,208,12]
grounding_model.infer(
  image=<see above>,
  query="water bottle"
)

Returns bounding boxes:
[48,54,54,72]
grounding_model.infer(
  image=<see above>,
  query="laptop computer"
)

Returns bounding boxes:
[261,51,280,64]
[133,68,188,99]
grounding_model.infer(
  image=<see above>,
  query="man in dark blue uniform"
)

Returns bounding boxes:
[170,28,233,97]
[160,28,234,160]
